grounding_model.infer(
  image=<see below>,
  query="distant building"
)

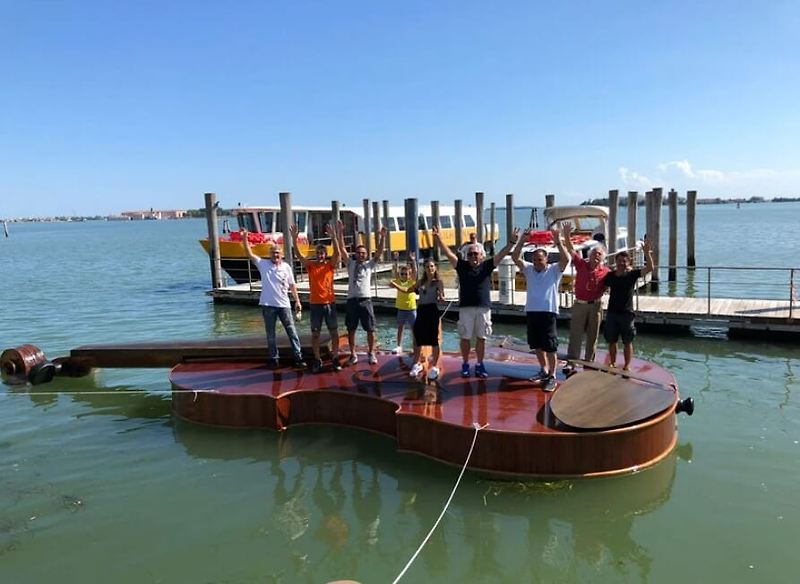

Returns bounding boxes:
[120,209,187,220]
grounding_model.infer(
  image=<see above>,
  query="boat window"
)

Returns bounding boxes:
[425,216,433,229]
[464,215,475,227]
[439,216,452,228]
[275,211,307,233]
[257,212,273,233]
[237,213,257,232]
[397,217,406,231]
[382,217,397,231]
[418,215,427,230]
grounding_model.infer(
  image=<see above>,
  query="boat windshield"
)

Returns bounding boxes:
[237,213,257,232]
[554,216,603,232]
[258,212,273,233]
[275,212,307,234]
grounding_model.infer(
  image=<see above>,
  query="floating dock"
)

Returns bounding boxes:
[207,281,800,340]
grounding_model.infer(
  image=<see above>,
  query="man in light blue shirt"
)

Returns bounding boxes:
[511,224,569,391]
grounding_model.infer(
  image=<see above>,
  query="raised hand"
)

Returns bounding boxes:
[336,220,344,236]
[510,227,521,242]
[323,222,333,237]
[379,226,388,239]
[289,224,299,240]
[432,224,440,238]
[562,221,573,238]
[643,239,652,253]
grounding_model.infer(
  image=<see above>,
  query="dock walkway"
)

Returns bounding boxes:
[208,280,800,339]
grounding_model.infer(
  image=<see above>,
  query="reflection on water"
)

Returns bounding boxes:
[168,420,678,582]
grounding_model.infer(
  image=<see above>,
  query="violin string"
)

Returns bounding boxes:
[391,421,489,584]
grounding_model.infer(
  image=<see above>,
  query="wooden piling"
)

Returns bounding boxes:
[454,199,464,248]
[3,220,8,238]
[279,192,294,264]
[372,200,381,258]
[382,200,391,258]
[405,198,420,260]
[431,200,441,261]
[204,192,223,289]
[362,198,372,255]
[668,189,678,281]
[475,191,485,243]
[644,190,654,266]
[505,193,514,241]
[545,194,555,208]
[608,189,619,254]
[652,188,663,285]
[331,200,341,222]
[489,202,496,255]
[627,191,638,249]
[686,190,697,267]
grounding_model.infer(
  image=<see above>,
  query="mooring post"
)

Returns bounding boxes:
[668,189,678,281]
[331,200,341,222]
[686,190,697,268]
[644,190,654,268]
[545,194,555,208]
[627,191,638,249]
[505,193,514,241]
[405,198,420,261]
[382,199,391,259]
[651,188,663,286]
[489,202,496,255]
[204,192,224,289]
[279,192,294,264]
[372,200,381,259]
[454,199,464,249]
[608,189,619,254]
[475,191,485,243]
[362,198,372,255]
[431,200,441,261]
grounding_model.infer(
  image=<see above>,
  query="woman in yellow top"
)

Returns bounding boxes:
[389,263,417,354]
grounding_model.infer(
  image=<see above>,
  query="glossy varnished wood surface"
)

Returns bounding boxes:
[549,370,677,430]
[169,344,680,477]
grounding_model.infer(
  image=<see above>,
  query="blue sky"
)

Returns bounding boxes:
[2,0,799,217]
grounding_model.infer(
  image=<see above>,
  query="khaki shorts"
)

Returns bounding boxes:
[458,306,493,339]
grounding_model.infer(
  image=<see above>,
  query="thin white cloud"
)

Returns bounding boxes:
[620,160,800,195]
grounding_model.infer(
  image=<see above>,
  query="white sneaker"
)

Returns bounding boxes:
[348,354,358,365]
[392,346,403,354]
[427,366,440,380]
[409,363,423,377]
[368,353,378,365]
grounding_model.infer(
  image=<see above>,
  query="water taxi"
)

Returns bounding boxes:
[200,204,499,284]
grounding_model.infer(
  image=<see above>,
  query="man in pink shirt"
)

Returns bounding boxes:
[563,222,610,366]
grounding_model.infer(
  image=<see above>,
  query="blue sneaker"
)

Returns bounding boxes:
[475,362,488,378]
[461,362,470,377]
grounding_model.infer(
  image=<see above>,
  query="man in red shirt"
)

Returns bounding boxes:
[563,222,610,366]
[291,221,342,373]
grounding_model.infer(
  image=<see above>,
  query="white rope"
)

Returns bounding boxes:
[391,421,489,584]
[440,300,454,319]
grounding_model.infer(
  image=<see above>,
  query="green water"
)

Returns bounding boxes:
[1,215,799,583]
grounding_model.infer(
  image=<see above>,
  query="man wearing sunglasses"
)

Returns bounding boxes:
[433,224,519,378]
[241,230,307,369]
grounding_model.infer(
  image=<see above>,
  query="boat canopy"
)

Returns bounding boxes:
[543,205,609,224]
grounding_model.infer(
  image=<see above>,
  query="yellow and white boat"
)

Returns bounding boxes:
[200,204,499,284]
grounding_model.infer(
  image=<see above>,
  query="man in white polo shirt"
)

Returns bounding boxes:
[241,230,307,369]
[511,224,569,391]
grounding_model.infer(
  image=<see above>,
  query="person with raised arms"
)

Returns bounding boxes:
[337,225,388,365]
[511,224,569,392]
[602,239,654,371]
[433,223,519,378]
[241,230,306,369]
[290,221,342,373]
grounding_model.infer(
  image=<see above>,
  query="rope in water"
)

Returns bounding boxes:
[391,421,489,584]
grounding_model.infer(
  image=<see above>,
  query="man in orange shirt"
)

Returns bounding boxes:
[290,221,342,373]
